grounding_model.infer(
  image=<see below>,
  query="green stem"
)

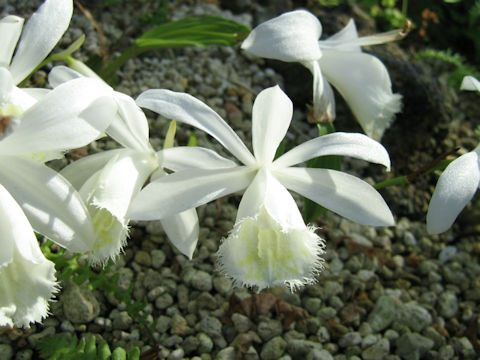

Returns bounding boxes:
[99,44,145,83]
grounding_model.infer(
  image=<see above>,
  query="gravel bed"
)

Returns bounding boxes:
[1,1,479,359]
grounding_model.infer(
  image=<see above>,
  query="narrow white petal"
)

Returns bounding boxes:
[318,19,361,52]
[128,166,255,220]
[0,157,96,252]
[0,78,117,157]
[0,15,24,68]
[0,184,57,328]
[303,60,336,122]
[319,50,402,140]
[60,149,121,189]
[9,86,40,111]
[136,89,256,166]
[252,86,292,163]
[273,132,391,170]
[319,19,404,51]
[460,76,480,92]
[160,146,237,171]
[10,0,73,84]
[241,10,322,62]
[0,67,14,104]
[427,150,480,234]
[107,92,151,151]
[160,209,200,260]
[274,167,394,226]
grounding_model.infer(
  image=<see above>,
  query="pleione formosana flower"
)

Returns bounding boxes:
[0,184,57,328]
[128,85,394,291]
[241,10,404,140]
[51,65,199,263]
[426,75,480,234]
[0,75,117,327]
[0,0,73,110]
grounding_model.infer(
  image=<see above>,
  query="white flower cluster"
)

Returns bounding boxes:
[0,1,476,328]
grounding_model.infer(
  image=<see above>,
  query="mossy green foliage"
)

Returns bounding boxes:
[41,242,152,332]
[36,334,140,360]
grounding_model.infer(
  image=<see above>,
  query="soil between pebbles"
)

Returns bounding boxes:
[1,1,479,360]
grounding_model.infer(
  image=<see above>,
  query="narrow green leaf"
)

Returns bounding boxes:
[136,16,250,48]
[100,16,250,81]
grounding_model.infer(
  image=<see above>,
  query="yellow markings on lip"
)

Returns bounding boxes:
[91,207,117,250]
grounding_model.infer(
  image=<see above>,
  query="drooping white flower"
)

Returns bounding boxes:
[0,0,73,110]
[0,75,117,253]
[426,76,480,234]
[0,75,116,328]
[51,65,200,262]
[241,10,403,140]
[128,85,394,290]
[0,183,57,328]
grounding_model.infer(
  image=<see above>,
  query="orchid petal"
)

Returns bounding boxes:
[252,86,292,163]
[273,132,391,170]
[128,166,255,221]
[10,0,73,84]
[60,149,122,189]
[318,19,361,52]
[160,146,237,171]
[237,167,305,229]
[107,92,151,151]
[9,86,39,111]
[136,89,256,166]
[0,184,57,328]
[319,50,402,140]
[0,67,14,103]
[160,209,199,260]
[319,19,404,51]
[460,76,480,92]
[0,78,117,157]
[427,150,480,234]
[274,167,394,226]
[79,151,157,263]
[218,168,324,291]
[0,156,95,252]
[303,60,335,122]
[48,65,82,87]
[241,10,322,62]
[0,15,24,68]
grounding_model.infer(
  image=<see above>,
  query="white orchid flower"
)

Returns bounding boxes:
[0,0,73,110]
[0,75,116,327]
[426,76,480,234]
[241,10,403,140]
[50,65,200,262]
[0,75,117,254]
[0,183,57,328]
[460,76,480,91]
[128,85,394,290]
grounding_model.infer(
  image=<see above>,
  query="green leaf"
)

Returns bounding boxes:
[136,16,250,48]
[187,133,197,147]
[100,16,250,81]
